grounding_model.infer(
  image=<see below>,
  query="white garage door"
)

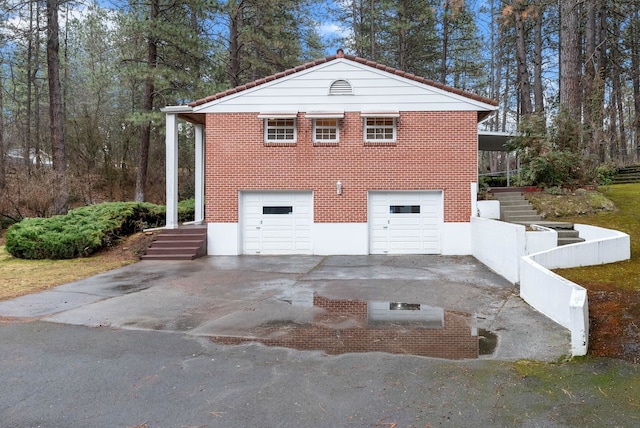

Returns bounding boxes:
[369,191,443,254]
[241,192,313,255]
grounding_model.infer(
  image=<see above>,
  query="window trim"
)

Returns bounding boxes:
[312,118,340,144]
[363,116,397,143]
[260,115,297,144]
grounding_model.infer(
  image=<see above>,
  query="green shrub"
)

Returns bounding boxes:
[5,202,165,260]
[595,162,617,186]
[177,198,195,223]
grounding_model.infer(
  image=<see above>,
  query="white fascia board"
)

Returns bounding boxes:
[161,105,193,113]
[305,111,345,119]
[360,111,400,118]
[257,111,299,119]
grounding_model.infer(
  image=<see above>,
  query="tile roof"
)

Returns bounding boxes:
[188,54,498,108]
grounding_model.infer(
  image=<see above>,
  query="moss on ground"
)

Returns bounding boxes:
[528,184,640,362]
[552,184,640,291]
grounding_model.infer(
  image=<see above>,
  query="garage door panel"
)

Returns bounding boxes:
[369,191,442,255]
[242,192,312,255]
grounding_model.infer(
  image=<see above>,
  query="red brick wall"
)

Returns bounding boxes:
[204,111,477,223]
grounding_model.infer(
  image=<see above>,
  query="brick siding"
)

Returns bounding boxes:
[205,111,477,223]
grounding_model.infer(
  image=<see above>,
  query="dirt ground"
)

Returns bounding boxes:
[587,284,640,363]
[92,231,158,263]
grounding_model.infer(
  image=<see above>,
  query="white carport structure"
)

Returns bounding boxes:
[477,130,516,186]
[161,106,205,229]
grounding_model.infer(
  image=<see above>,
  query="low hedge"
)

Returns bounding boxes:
[5,202,167,260]
[177,198,195,223]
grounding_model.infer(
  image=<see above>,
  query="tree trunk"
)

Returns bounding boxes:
[25,0,36,170]
[609,13,621,161]
[135,0,158,202]
[228,0,242,87]
[352,0,361,57]
[46,0,68,214]
[34,5,42,169]
[0,67,4,188]
[533,6,544,115]
[583,0,598,156]
[559,0,582,124]
[631,8,640,162]
[440,0,450,84]
[397,1,407,71]
[370,0,375,60]
[514,7,533,117]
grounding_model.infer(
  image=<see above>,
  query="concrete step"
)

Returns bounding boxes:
[494,194,526,201]
[613,165,640,183]
[141,253,198,260]
[499,200,531,207]
[150,239,204,247]
[558,237,586,246]
[502,209,539,218]
[501,205,537,213]
[618,165,640,173]
[141,226,207,260]
[145,246,202,255]
[503,214,543,222]
[612,176,640,184]
[511,221,575,229]
[153,233,206,241]
[557,229,580,238]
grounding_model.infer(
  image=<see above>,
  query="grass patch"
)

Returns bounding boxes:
[0,244,134,301]
[509,357,640,424]
[550,184,640,291]
[0,230,156,302]
[529,183,640,361]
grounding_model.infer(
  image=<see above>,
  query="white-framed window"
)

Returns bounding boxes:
[364,117,396,142]
[264,118,296,143]
[313,118,339,143]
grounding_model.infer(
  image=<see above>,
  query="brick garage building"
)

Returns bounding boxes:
[163,52,498,255]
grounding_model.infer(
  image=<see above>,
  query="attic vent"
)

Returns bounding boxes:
[329,80,353,95]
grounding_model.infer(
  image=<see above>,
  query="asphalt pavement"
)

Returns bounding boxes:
[0,255,583,427]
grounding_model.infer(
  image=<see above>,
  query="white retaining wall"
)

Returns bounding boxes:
[472,216,630,356]
[470,217,557,284]
[520,225,630,356]
[477,200,500,219]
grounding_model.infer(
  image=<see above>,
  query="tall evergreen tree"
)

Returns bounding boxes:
[116,0,219,201]
[46,0,68,213]
[221,0,324,87]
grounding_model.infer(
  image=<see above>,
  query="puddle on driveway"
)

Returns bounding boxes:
[210,294,497,360]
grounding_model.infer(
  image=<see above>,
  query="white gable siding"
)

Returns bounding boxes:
[193,59,496,114]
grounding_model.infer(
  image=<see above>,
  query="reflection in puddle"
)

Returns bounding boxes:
[210,294,497,360]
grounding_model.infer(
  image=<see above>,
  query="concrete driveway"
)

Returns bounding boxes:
[0,255,569,361]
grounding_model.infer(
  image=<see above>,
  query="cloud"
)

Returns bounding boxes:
[318,22,351,40]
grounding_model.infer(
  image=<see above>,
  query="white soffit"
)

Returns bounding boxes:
[305,111,345,119]
[257,112,298,119]
[360,111,400,118]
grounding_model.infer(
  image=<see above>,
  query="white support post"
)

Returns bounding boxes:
[166,113,179,229]
[194,123,205,223]
[470,182,478,217]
